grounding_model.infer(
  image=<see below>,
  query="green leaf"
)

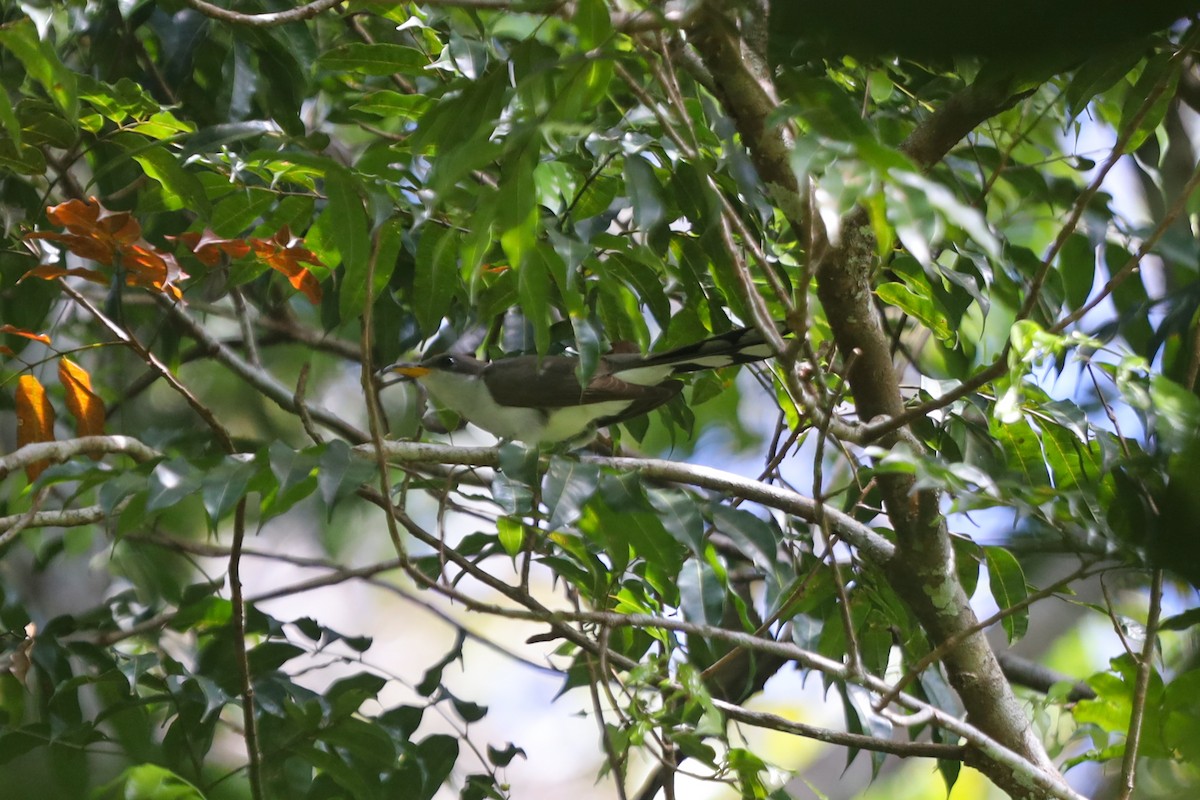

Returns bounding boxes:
[317,439,377,516]
[624,155,664,232]
[450,693,487,723]
[0,728,45,767]
[147,459,202,513]
[487,742,527,767]
[0,18,77,119]
[497,516,526,557]
[498,139,540,270]
[298,745,377,799]
[1064,40,1146,119]
[1119,52,1180,152]
[0,84,20,145]
[1150,375,1200,453]
[95,764,205,800]
[341,214,405,324]
[876,282,954,344]
[200,454,259,528]
[783,76,871,141]
[570,0,614,108]
[648,490,706,556]
[261,442,320,519]
[1059,233,1096,311]
[128,110,194,140]
[0,138,46,174]
[1163,669,1200,761]
[677,555,726,626]
[316,43,429,75]
[323,166,370,294]
[351,89,431,120]
[210,187,276,237]
[542,457,600,530]
[413,225,458,336]
[18,103,76,149]
[517,243,551,354]
[571,315,602,387]
[593,473,682,577]
[712,505,778,571]
[323,717,399,770]
[414,734,459,800]
[326,672,388,718]
[573,0,613,48]
[416,631,465,697]
[984,546,1028,643]
[132,147,211,215]
[992,418,1052,486]
[536,239,583,315]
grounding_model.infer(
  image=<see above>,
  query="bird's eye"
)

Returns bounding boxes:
[434,354,456,368]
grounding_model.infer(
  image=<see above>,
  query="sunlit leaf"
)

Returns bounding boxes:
[15,374,55,480]
[57,358,104,446]
[984,546,1028,643]
[249,226,324,303]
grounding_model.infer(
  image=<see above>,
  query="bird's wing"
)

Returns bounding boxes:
[482,357,681,410]
[609,323,780,378]
[588,377,683,427]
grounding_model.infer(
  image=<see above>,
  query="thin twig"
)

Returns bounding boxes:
[1117,569,1164,800]
[228,499,263,800]
[360,224,408,559]
[293,362,324,445]
[155,294,368,442]
[60,283,235,452]
[229,288,262,367]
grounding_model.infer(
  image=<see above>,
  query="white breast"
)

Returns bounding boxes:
[420,370,630,444]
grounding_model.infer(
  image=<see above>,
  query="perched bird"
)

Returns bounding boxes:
[382,325,783,445]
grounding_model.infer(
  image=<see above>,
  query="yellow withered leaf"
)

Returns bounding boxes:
[58,358,105,452]
[15,374,56,480]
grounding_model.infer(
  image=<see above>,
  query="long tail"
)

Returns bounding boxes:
[642,321,788,374]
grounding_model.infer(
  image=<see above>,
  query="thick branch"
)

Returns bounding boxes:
[687,9,1069,797]
[0,435,161,479]
[366,441,897,564]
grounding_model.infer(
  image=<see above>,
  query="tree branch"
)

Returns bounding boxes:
[0,435,161,479]
[367,441,897,564]
[686,8,1071,797]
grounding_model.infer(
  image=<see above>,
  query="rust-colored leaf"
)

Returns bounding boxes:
[25,198,142,265]
[170,230,251,266]
[24,230,117,263]
[46,197,141,245]
[249,226,324,304]
[124,245,188,299]
[23,198,191,299]
[20,264,109,285]
[0,325,52,345]
[58,358,105,452]
[15,374,56,480]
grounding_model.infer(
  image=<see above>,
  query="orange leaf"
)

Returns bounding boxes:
[27,198,142,266]
[15,374,56,480]
[24,230,117,262]
[20,264,109,285]
[46,197,141,244]
[0,325,52,345]
[249,226,325,304]
[124,244,188,298]
[24,198,191,299]
[170,230,251,266]
[58,358,105,452]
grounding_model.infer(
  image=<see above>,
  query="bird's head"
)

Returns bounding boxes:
[377,354,482,387]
